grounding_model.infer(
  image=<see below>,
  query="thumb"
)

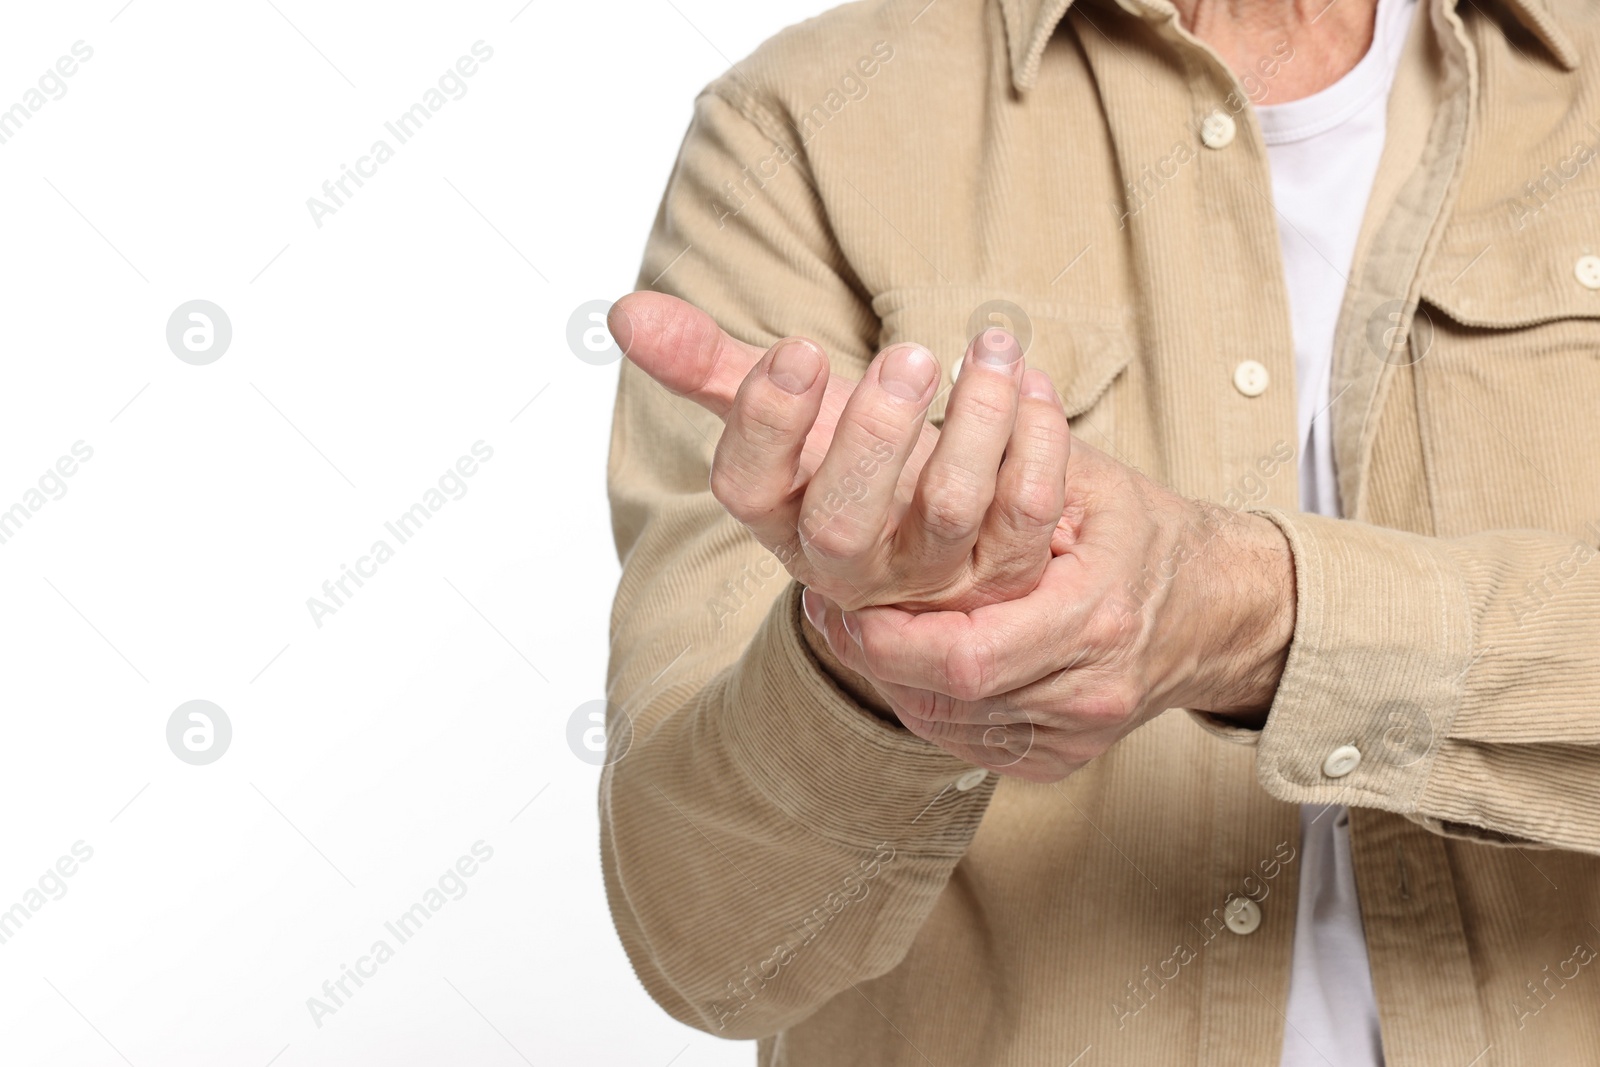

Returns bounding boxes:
[608,291,769,419]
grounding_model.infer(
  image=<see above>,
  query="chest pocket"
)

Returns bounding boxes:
[1411,188,1600,538]
[871,286,1134,436]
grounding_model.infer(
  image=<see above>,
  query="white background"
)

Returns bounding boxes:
[0,1,834,1063]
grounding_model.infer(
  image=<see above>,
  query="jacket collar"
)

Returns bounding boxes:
[1000,0,1579,92]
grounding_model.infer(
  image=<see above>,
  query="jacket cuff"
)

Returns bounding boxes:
[1245,509,1472,813]
[1185,708,1263,745]
[722,582,996,856]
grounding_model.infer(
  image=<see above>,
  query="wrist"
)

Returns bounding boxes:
[799,587,901,724]
[1183,507,1295,726]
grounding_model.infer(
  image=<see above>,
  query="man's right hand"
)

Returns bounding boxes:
[609,291,1072,613]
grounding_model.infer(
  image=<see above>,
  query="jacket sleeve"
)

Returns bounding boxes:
[600,83,993,1039]
[1202,509,1600,854]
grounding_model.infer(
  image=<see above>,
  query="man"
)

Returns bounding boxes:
[600,0,1600,1061]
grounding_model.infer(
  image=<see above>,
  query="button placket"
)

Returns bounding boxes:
[1224,896,1262,935]
[1232,359,1269,397]
[1200,110,1237,149]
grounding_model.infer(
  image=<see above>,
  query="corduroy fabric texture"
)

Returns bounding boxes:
[601,0,1600,1062]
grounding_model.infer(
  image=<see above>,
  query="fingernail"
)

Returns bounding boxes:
[841,611,861,645]
[1021,368,1059,402]
[768,339,822,395]
[879,344,937,400]
[975,328,1022,368]
[801,586,824,630]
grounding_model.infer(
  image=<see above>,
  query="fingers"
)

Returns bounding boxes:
[616,291,1072,615]
[609,291,768,418]
[709,339,830,556]
[838,560,1095,699]
[975,368,1071,578]
[798,343,939,582]
[895,329,1025,576]
[805,590,1049,771]
[611,292,939,496]
[805,589,982,729]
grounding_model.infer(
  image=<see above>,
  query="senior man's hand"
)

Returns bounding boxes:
[612,291,1296,778]
[610,291,1072,612]
[803,436,1297,780]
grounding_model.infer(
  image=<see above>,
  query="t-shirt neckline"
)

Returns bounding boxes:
[1253,0,1418,145]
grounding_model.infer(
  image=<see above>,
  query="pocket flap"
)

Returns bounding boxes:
[1419,188,1600,328]
[871,287,1134,423]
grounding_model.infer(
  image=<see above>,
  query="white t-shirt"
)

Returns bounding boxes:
[1254,0,1417,1061]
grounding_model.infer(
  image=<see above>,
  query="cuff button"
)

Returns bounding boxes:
[954,768,989,792]
[1575,254,1600,290]
[1322,744,1363,779]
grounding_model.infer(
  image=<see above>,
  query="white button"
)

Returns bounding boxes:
[1576,255,1600,290]
[1323,744,1362,778]
[1224,897,1262,935]
[950,358,962,382]
[1232,360,1269,397]
[1200,111,1236,149]
[954,768,988,791]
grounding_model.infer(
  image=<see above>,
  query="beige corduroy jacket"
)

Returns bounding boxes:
[601,0,1600,1062]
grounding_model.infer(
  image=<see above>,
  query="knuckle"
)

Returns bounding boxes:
[848,408,910,459]
[942,636,993,702]
[1018,407,1070,447]
[917,474,987,543]
[953,384,1015,426]
[1077,680,1142,730]
[1085,597,1140,648]
[1112,678,1147,721]
[737,392,801,448]
[709,455,788,525]
[707,459,753,517]
[1002,473,1064,531]
[797,517,861,563]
